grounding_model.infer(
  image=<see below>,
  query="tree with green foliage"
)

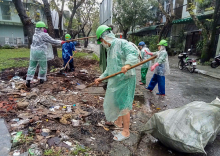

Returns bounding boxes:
[67,0,85,37]
[113,0,153,39]
[12,0,35,48]
[77,0,97,47]
[187,0,220,62]
[155,0,175,42]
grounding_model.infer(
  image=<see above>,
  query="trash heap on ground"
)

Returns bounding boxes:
[0,57,119,155]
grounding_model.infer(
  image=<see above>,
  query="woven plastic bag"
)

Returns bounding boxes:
[142,98,220,154]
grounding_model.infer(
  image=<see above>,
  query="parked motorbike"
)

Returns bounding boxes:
[178,52,197,73]
[211,54,220,68]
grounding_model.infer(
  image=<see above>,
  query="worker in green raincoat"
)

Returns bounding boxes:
[94,25,139,141]
[138,41,151,85]
[145,40,170,96]
[26,21,65,88]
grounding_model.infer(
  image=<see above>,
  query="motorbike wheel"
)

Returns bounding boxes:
[211,61,219,68]
[188,63,195,73]
[178,60,184,70]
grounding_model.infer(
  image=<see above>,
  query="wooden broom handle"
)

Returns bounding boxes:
[64,52,77,69]
[64,36,96,43]
[86,55,157,88]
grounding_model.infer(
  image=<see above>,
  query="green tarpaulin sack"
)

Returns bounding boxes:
[142,98,220,154]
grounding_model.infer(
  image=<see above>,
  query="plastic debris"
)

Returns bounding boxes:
[12,76,23,81]
[11,82,15,89]
[29,144,42,156]
[11,118,20,122]
[90,137,96,140]
[0,119,12,155]
[60,132,70,140]
[63,141,72,146]
[13,150,20,156]
[11,119,30,127]
[54,106,60,109]
[12,131,22,144]
[72,119,80,126]
[66,105,72,113]
[79,69,88,74]
[99,97,104,100]
[72,91,78,95]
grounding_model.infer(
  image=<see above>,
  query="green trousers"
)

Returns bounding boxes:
[26,60,47,81]
[141,68,148,84]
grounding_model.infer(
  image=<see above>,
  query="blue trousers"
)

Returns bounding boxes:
[147,74,165,94]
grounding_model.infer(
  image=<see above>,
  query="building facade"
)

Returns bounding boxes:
[0,0,67,46]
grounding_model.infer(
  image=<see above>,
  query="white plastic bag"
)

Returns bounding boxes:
[142,98,220,154]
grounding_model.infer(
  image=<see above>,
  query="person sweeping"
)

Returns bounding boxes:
[138,41,151,85]
[94,25,139,141]
[26,21,64,88]
[62,34,76,72]
[145,39,170,96]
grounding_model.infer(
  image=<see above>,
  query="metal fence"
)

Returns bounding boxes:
[0,36,28,46]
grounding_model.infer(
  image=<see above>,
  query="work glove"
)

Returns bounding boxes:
[151,63,159,71]
[61,41,65,45]
[144,50,153,56]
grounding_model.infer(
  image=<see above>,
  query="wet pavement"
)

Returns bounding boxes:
[133,56,220,156]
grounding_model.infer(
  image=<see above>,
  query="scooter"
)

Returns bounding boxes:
[178,52,197,73]
[211,54,220,68]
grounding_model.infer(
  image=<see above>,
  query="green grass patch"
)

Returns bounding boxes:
[71,144,91,155]
[58,50,89,58]
[44,149,62,156]
[0,48,30,71]
[0,48,97,71]
[92,53,100,61]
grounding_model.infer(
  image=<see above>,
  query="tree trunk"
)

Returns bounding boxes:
[187,0,210,62]
[84,28,92,48]
[58,0,65,39]
[67,0,85,35]
[123,29,128,39]
[42,0,58,57]
[210,0,220,57]
[12,0,35,48]
[58,13,63,38]
[158,19,168,41]
[201,31,210,62]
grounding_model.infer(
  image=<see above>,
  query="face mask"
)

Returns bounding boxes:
[101,41,110,48]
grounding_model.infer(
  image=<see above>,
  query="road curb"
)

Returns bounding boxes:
[195,69,220,80]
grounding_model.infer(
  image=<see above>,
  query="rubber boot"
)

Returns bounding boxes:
[69,63,75,72]
[40,79,44,84]
[26,80,30,88]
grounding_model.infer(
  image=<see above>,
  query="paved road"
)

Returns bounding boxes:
[135,56,220,156]
[83,46,220,156]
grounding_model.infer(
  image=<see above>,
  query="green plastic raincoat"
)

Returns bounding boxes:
[99,33,139,122]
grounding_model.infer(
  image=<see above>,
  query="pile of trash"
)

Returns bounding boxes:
[0,57,116,155]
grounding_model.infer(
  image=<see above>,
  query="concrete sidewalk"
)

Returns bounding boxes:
[195,65,220,79]
[169,56,220,80]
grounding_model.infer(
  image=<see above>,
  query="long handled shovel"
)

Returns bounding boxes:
[60,52,77,73]
[64,36,96,43]
[76,55,157,90]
